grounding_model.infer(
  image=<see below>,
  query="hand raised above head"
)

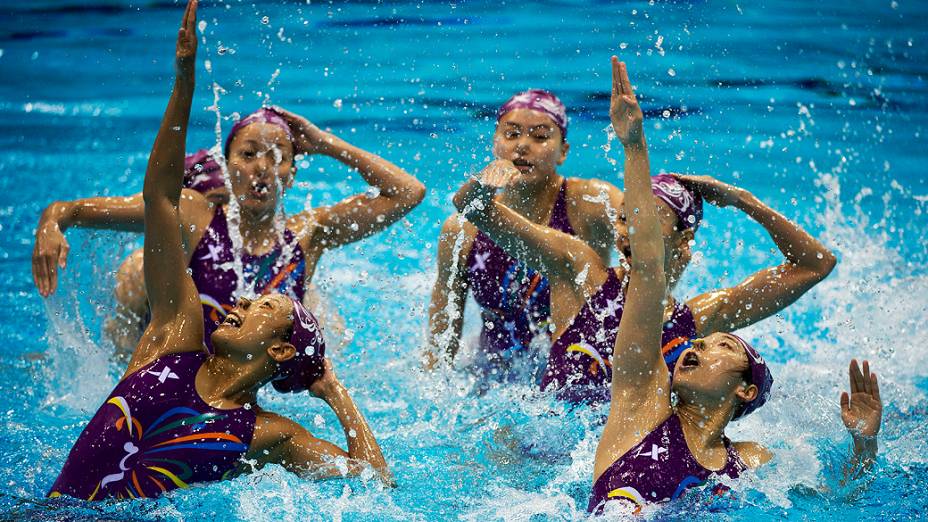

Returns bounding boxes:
[609,56,644,148]
[309,359,342,399]
[672,173,744,208]
[270,106,331,156]
[175,0,199,80]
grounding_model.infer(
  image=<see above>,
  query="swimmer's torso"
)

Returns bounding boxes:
[191,206,307,350]
[48,351,256,501]
[541,269,698,404]
[588,414,744,514]
[465,179,575,373]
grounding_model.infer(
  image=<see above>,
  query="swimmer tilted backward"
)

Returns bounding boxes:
[453,58,837,404]
[47,0,390,501]
[427,90,624,379]
[32,40,426,354]
[588,57,882,512]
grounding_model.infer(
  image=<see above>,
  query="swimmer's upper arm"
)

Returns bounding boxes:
[427,214,475,361]
[570,177,623,263]
[252,412,360,480]
[733,441,773,468]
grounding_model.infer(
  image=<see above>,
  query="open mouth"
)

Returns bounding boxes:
[250,181,271,199]
[512,159,534,172]
[223,311,243,328]
[680,350,700,369]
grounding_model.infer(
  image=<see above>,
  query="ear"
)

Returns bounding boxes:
[267,341,297,363]
[735,383,758,404]
[557,140,570,165]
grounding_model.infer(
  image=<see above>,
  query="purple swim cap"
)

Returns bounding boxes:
[224,107,295,157]
[497,89,568,140]
[729,334,773,420]
[651,174,703,231]
[272,297,327,393]
[183,149,225,193]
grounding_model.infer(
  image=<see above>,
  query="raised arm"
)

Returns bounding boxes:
[452,160,603,285]
[267,362,392,484]
[32,190,210,297]
[126,0,204,375]
[426,215,472,365]
[595,57,672,479]
[273,107,425,249]
[682,175,837,335]
[840,359,882,484]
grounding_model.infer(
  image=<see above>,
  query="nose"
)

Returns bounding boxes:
[237,296,252,310]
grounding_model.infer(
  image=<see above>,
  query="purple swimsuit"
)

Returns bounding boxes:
[540,269,697,404]
[49,351,256,501]
[588,414,745,513]
[191,206,306,350]
[465,180,575,376]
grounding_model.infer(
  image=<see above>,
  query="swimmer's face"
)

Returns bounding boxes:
[672,333,757,415]
[211,294,297,367]
[614,198,693,286]
[226,123,295,213]
[493,109,568,183]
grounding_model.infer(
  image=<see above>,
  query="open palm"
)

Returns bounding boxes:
[609,56,644,147]
[175,0,198,77]
[841,359,882,439]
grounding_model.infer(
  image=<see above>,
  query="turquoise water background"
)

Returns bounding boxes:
[1,0,927,519]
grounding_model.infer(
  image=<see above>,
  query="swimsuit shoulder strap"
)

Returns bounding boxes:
[548,178,576,235]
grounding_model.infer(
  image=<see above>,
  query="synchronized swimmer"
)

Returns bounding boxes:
[34,0,884,513]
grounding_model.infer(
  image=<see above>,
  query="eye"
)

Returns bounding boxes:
[533,134,550,141]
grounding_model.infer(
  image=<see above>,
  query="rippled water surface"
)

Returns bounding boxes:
[1,0,927,520]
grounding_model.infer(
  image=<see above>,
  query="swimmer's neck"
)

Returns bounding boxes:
[498,171,564,223]
[196,354,266,409]
[676,399,733,451]
[231,204,287,254]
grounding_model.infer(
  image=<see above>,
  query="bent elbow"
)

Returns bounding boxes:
[820,249,837,277]
[407,180,426,208]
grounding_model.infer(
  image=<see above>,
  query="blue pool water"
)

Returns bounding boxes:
[1,0,927,519]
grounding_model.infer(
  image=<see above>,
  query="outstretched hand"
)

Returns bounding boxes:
[477,159,520,190]
[672,174,744,208]
[271,106,332,155]
[841,359,882,440]
[175,0,198,80]
[609,56,644,147]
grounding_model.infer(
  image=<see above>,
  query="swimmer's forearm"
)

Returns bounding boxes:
[733,191,836,274]
[622,142,663,271]
[319,133,425,205]
[143,79,194,204]
[40,196,145,233]
[321,383,392,483]
[844,435,878,483]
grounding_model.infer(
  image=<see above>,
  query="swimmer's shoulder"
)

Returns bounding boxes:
[437,213,478,263]
[733,440,773,468]
[563,176,624,216]
[178,189,215,240]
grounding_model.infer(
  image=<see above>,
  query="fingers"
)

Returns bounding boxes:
[58,240,69,269]
[849,358,863,394]
[618,61,635,100]
[32,252,47,296]
[862,360,872,395]
[182,0,197,31]
[44,250,58,295]
[840,391,850,414]
[611,56,622,96]
[870,371,881,403]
